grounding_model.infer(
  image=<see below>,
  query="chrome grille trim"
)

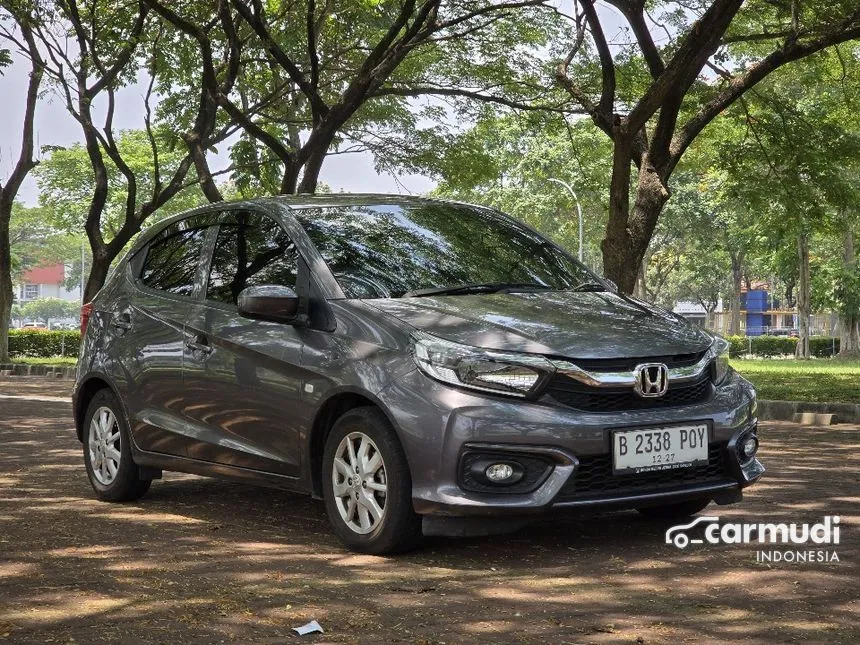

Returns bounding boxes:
[550,349,714,389]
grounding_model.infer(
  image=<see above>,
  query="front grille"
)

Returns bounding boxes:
[561,351,708,372]
[545,373,713,413]
[553,443,730,503]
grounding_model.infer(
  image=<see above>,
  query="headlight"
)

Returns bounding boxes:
[410,332,555,397]
[710,336,730,384]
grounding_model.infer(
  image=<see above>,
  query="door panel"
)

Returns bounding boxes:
[108,216,209,456]
[124,294,194,454]
[181,210,307,476]
[182,304,307,475]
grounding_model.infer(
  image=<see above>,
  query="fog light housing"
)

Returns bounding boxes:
[461,452,540,493]
[485,463,515,482]
[738,434,759,462]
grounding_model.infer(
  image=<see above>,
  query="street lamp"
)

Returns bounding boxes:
[547,177,584,263]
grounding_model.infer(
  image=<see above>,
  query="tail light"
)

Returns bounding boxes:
[80,302,94,336]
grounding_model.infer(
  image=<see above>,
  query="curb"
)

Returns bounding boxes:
[0,364,76,379]
[758,399,860,424]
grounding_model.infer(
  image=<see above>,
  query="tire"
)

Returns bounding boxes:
[83,389,151,502]
[636,497,711,520]
[322,407,422,554]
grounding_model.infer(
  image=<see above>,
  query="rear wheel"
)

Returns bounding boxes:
[83,390,151,502]
[636,497,711,520]
[322,407,421,554]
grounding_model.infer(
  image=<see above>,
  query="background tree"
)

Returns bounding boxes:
[433,112,612,269]
[713,45,860,355]
[16,0,243,300]
[10,302,24,327]
[9,203,78,282]
[22,297,79,327]
[34,131,205,243]
[554,0,860,293]
[0,8,42,362]
[835,215,860,355]
[145,0,570,197]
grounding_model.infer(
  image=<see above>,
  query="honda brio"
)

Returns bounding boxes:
[73,195,763,553]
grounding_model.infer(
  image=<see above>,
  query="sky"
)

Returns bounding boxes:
[0,56,437,206]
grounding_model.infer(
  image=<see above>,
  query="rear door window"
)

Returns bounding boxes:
[206,211,299,306]
[140,219,208,297]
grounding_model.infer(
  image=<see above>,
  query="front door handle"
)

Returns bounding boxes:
[185,334,213,355]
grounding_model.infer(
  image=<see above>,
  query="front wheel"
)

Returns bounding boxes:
[83,390,151,502]
[636,497,711,520]
[322,407,422,554]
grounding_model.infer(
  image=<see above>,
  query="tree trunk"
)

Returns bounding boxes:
[296,146,328,194]
[795,232,811,359]
[601,142,669,294]
[186,136,223,203]
[0,22,41,363]
[282,161,301,195]
[0,204,12,363]
[729,250,744,336]
[784,278,795,308]
[83,250,116,303]
[839,226,860,356]
[704,304,716,330]
[635,258,647,300]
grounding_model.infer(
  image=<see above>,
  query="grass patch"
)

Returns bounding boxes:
[10,356,78,366]
[732,358,860,403]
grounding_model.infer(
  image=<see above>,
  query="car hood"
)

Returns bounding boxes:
[367,290,712,359]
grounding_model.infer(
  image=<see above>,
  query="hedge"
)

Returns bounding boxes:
[8,329,81,358]
[726,335,840,358]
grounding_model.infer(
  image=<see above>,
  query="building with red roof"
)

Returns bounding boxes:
[14,263,81,304]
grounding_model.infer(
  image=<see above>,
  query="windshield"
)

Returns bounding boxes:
[294,203,597,299]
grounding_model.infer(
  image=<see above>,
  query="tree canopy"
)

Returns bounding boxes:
[1,0,860,360]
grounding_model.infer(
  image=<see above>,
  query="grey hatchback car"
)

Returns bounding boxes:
[74,195,763,553]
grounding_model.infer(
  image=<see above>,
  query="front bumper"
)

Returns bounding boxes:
[379,368,763,517]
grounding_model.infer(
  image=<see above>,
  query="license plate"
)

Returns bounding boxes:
[612,424,709,474]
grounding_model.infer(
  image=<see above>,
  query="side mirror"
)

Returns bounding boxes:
[604,279,618,292]
[237,285,303,324]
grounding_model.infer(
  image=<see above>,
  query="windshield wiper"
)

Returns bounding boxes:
[571,281,608,292]
[403,282,553,298]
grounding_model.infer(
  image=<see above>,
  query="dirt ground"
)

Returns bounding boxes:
[0,378,857,644]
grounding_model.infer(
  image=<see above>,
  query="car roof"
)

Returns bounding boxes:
[255,193,446,210]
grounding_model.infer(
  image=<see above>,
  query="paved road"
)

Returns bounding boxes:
[0,378,857,643]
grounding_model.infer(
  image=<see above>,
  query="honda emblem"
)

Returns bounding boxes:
[634,363,669,398]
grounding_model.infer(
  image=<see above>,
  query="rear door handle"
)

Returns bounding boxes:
[112,312,132,332]
[186,334,213,355]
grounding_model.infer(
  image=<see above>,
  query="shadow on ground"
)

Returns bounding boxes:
[0,379,857,643]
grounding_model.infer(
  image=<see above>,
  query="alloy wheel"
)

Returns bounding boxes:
[88,406,122,486]
[331,431,387,534]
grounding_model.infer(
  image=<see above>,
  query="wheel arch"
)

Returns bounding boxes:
[74,374,122,442]
[307,388,403,499]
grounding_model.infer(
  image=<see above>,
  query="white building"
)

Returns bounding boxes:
[14,263,82,303]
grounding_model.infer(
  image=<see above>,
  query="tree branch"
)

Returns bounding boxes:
[229,0,329,122]
[627,0,743,136]
[671,9,860,169]
[0,22,43,204]
[370,85,579,114]
[306,0,320,93]
[579,0,615,119]
[606,0,664,78]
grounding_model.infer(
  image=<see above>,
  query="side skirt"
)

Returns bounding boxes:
[132,446,307,493]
